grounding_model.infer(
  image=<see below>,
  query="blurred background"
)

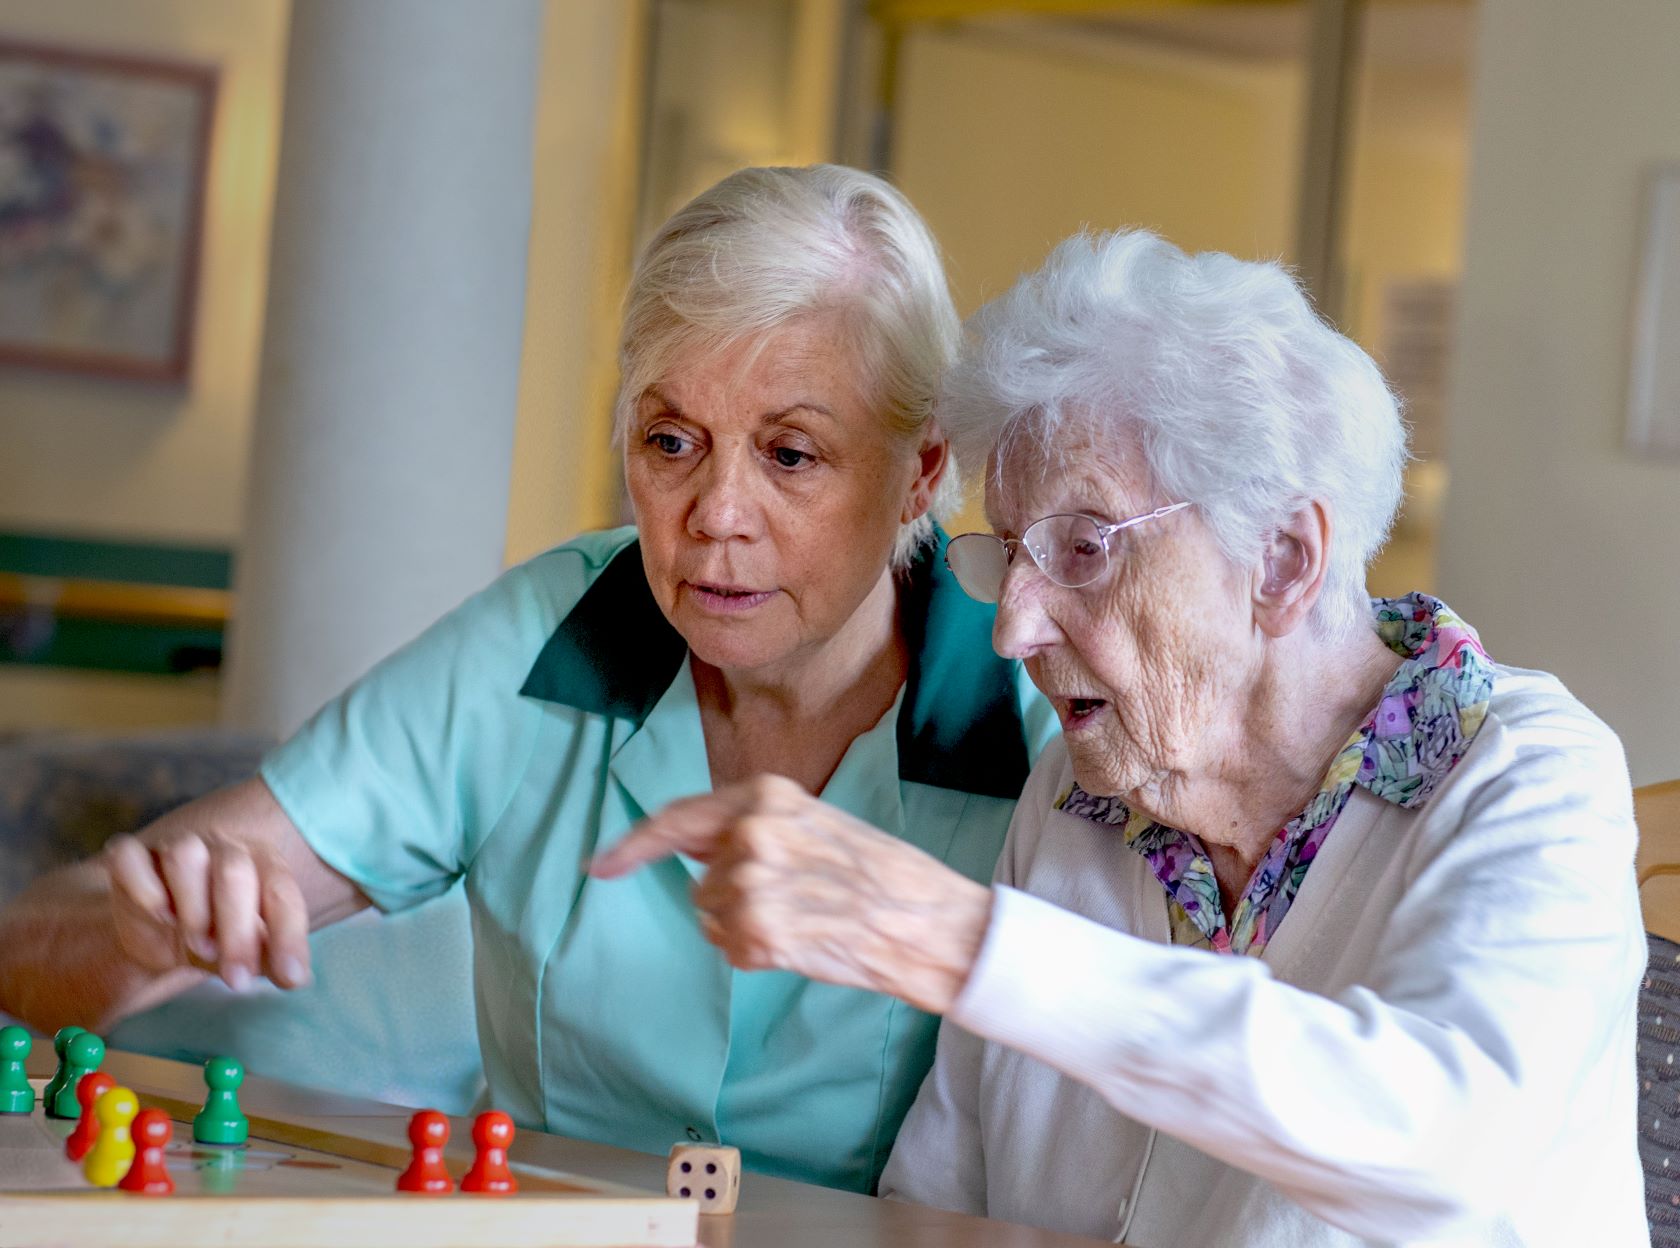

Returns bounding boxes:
[0,0,1676,787]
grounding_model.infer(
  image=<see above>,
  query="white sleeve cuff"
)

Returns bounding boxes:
[950,884,1177,1074]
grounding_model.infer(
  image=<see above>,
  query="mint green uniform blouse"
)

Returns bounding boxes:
[261,527,1056,1192]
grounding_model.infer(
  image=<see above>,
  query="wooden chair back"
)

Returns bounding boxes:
[1636,780,1680,943]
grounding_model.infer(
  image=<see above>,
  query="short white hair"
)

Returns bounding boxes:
[941,229,1408,637]
[615,165,961,570]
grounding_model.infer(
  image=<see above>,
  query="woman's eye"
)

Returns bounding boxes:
[770,446,814,469]
[648,431,689,456]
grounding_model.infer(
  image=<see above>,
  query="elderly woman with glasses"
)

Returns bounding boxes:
[0,165,1058,1194]
[597,231,1648,1243]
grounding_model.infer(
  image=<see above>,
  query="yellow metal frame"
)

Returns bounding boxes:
[870,0,1451,18]
[0,573,230,629]
[872,0,1292,23]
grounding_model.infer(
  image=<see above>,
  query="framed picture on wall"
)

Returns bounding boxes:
[0,40,216,383]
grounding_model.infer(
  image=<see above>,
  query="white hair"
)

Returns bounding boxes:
[941,229,1408,638]
[614,165,961,570]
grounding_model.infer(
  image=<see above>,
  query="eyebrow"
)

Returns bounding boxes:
[1063,501,1119,519]
[772,402,836,421]
[985,498,1123,538]
[639,388,837,425]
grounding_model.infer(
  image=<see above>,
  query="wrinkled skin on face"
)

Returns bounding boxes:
[594,418,1400,997]
[985,425,1260,813]
[625,314,934,680]
[592,317,991,1014]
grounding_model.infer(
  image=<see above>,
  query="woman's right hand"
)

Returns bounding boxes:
[103,826,313,992]
[0,776,366,1033]
[95,775,370,996]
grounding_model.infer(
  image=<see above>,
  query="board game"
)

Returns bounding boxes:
[0,1078,699,1248]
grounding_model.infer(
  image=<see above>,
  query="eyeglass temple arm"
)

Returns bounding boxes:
[1100,501,1192,537]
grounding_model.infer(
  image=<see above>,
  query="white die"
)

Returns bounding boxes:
[666,1143,741,1214]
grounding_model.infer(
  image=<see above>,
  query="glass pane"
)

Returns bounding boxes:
[1343,2,1475,598]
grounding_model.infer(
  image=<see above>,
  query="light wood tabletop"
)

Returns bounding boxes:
[17,1047,1114,1248]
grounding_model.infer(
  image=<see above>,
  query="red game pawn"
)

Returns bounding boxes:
[117,1108,175,1196]
[396,1109,453,1194]
[63,1071,116,1162]
[460,1110,518,1195]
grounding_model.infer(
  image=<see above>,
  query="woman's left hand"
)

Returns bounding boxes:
[589,775,993,1015]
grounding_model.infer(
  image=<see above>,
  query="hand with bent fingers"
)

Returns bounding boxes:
[589,775,995,1015]
[0,777,363,1032]
[94,776,367,999]
[104,829,313,993]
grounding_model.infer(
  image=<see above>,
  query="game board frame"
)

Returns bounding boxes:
[0,1085,699,1248]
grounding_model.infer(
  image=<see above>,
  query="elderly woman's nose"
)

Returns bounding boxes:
[686,449,765,541]
[991,565,1059,659]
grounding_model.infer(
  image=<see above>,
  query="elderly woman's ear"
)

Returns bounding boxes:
[898,434,951,525]
[1252,500,1333,638]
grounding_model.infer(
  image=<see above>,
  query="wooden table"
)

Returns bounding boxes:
[12,1048,1109,1248]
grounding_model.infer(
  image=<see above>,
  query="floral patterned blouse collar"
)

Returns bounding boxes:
[1056,593,1495,957]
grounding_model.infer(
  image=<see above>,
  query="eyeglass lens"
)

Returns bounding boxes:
[945,514,1112,603]
[946,534,1010,603]
[1027,514,1108,589]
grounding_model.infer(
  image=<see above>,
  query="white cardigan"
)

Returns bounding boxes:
[881,665,1650,1247]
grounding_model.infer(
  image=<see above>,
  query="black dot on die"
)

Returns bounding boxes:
[706,1162,718,1174]
[680,1161,692,1173]
[705,1188,717,1200]
[680,1186,691,1197]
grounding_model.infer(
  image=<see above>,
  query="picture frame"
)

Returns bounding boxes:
[0,39,216,383]
[1627,164,1680,458]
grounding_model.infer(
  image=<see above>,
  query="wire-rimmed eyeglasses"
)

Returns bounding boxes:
[944,503,1192,604]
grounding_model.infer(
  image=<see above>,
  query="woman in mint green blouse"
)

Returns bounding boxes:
[0,165,1054,1193]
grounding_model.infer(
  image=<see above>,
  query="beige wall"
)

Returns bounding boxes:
[0,0,636,565]
[0,666,220,734]
[1343,63,1469,351]
[0,0,640,729]
[890,20,1468,566]
[891,25,1302,536]
[504,0,644,564]
[1440,0,1680,785]
[1344,59,1470,600]
[0,0,289,731]
[894,25,1303,321]
[0,0,291,546]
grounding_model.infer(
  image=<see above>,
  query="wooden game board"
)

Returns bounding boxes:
[0,1079,698,1247]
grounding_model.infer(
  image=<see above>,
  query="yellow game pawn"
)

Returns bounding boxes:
[82,1085,138,1188]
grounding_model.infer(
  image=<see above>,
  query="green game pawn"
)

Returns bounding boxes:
[46,1031,104,1119]
[0,1025,33,1114]
[193,1056,249,1146]
[39,1025,85,1114]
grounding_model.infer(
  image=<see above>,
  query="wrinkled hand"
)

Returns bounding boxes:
[590,775,993,1015]
[103,827,312,993]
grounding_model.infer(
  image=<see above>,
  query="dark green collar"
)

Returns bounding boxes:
[518,533,1029,799]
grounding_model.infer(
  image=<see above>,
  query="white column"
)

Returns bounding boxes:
[224,0,544,737]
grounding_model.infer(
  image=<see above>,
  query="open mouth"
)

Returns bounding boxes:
[1062,697,1109,729]
[687,582,776,613]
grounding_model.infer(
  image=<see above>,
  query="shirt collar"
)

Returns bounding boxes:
[518,530,1030,799]
[1063,592,1496,826]
[1053,593,1496,957]
[1354,592,1495,809]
